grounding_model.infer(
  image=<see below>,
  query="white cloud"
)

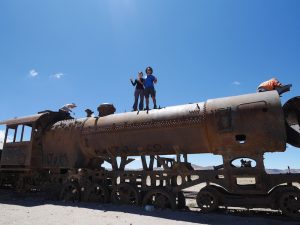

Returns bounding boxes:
[51,73,64,79]
[232,81,241,85]
[29,69,38,77]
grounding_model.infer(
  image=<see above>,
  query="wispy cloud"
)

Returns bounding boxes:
[232,81,241,85]
[29,69,38,78]
[51,73,64,79]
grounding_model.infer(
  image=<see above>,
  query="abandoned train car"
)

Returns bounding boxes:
[0,90,300,218]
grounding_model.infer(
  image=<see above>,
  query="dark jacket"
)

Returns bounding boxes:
[131,78,144,90]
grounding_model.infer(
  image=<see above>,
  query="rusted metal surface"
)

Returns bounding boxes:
[0,113,47,126]
[76,91,286,160]
[0,91,299,218]
[283,96,300,148]
[97,103,116,117]
[0,111,71,168]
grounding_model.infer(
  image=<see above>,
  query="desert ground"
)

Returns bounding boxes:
[0,201,298,225]
[0,184,299,225]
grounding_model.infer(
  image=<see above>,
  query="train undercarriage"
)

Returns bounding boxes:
[0,154,299,219]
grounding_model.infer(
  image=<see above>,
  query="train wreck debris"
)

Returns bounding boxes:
[0,90,300,218]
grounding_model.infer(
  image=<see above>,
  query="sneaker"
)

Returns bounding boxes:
[154,105,157,109]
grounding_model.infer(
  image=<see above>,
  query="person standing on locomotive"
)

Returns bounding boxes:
[144,66,158,110]
[257,78,292,95]
[130,71,145,111]
[257,78,283,92]
[59,103,77,116]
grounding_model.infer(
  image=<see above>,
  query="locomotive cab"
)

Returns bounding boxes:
[0,122,34,169]
[0,111,71,170]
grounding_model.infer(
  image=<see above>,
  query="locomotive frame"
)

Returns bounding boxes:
[0,91,300,218]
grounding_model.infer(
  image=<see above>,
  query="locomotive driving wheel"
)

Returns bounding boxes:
[196,189,219,213]
[85,183,109,203]
[15,174,25,192]
[142,188,176,210]
[59,179,80,202]
[279,191,300,219]
[177,191,186,209]
[111,183,141,205]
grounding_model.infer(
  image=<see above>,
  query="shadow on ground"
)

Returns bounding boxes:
[0,190,298,225]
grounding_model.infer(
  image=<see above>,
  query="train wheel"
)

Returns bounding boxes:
[59,180,80,202]
[15,174,25,192]
[279,191,300,219]
[142,188,176,210]
[111,183,141,205]
[85,184,109,203]
[177,191,186,209]
[196,189,219,213]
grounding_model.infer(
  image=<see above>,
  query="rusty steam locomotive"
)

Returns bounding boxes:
[0,90,300,218]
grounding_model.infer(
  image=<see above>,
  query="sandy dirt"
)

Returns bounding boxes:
[0,200,299,225]
[0,186,298,225]
[0,183,299,225]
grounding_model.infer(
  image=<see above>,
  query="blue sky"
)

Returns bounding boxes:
[0,0,300,169]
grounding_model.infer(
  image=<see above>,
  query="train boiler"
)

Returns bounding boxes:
[0,90,300,218]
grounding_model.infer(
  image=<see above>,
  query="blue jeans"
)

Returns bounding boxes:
[133,89,144,110]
